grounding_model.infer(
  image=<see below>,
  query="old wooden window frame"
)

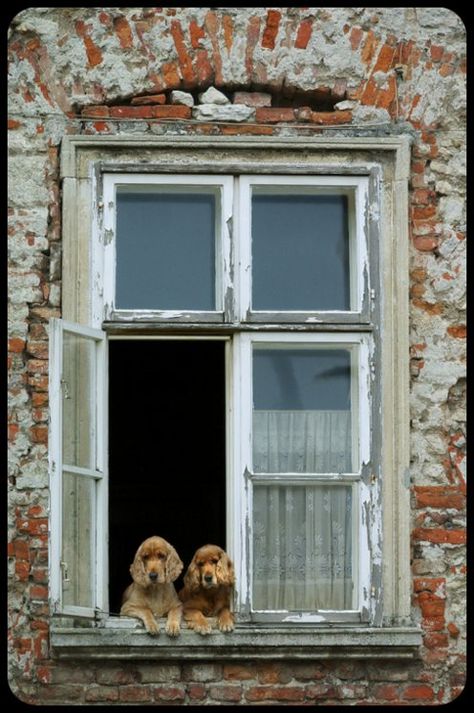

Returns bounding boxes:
[49,135,421,659]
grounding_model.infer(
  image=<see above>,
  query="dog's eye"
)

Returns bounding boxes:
[197,562,204,568]
[157,552,166,560]
[142,553,149,560]
[211,558,219,564]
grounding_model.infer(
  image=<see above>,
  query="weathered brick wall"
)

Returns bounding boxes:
[8,7,466,705]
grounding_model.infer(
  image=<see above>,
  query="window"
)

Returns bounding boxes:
[51,136,420,657]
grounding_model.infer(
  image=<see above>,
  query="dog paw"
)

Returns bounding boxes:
[165,621,181,637]
[145,619,160,636]
[218,615,235,633]
[195,621,213,635]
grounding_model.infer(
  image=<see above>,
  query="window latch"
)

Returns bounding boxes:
[60,378,71,399]
[60,560,70,588]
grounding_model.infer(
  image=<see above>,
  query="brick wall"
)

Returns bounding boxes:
[8,7,466,705]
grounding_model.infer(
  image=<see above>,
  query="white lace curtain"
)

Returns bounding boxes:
[252,410,353,611]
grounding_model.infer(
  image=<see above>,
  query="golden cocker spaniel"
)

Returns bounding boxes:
[120,536,183,636]
[178,544,235,635]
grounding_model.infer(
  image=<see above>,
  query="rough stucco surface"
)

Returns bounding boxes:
[8,6,466,706]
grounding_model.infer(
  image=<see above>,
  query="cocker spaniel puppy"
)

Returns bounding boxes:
[178,544,235,635]
[120,536,183,636]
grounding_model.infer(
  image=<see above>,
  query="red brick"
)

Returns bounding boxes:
[261,10,281,49]
[30,585,48,600]
[210,685,243,701]
[349,26,363,51]
[403,685,435,701]
[9,337,26,352]
[30,425,48,444]
[119,686,152,702]
[161,61,181,89]
[36,666,52,684]
[221,124,274,136]
[305,684,339,699]
[373,43,396,72]
[154,686,186,702]
[109,106,154,119]
[256,107,295,123]
[439,63,454,77]
[15,560,30,580]
[447,325,466,339]
[170,19,195,86]
[245,686,305,702]
[11,539,30,560]
[131,94,166,105]
[114,16,133,49]
[85,686,119,702]
[361,29,379,66]
[204,11,223,85]
[189,19,205,48]
[424,632,448,649]
[430,44,444,62]
[414,486,465,510]
[223,664,255,681]
[194,48,214,85]
[152,105,192,119]
[372,684,399,700]
[245,16,261,80]
[75,21,103,67]
[310,110,352,125]
[448,622,460,638]
[233,91,271,107]
[223,15,233,52]
[413,236,439,252]
[413,577,446,594]
[8,118,21,130]
[295,19,313,49]
[27,341,48,359]
[413,528,466,545]
[188,684,206,700]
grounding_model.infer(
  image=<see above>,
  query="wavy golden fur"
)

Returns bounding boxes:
[178,544,235,635]
[120,536,183,636]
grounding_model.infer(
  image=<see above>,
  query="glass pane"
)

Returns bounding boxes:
[62,332,95,469]
[253,346,354,473]
[62,471,95,608]
[253,484,354,610]
[252,190,350,310]
[116,187,218,310]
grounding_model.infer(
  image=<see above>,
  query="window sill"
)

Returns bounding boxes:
[50,619,422,661]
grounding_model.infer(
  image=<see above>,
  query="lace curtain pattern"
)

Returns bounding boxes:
[253,410,353,611]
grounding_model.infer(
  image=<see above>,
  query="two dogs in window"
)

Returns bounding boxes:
[120,536,235,636]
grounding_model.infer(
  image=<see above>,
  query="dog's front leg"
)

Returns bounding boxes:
[121,603,160,635]
[165,604,182,637]
[217,607,235,632]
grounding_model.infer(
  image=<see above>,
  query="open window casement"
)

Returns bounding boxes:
[49,319,108,617]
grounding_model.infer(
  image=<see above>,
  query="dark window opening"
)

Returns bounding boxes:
[108,340,226,614]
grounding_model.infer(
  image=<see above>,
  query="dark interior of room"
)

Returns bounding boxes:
[108,339,226,614]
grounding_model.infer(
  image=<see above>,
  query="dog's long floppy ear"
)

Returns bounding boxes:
[165,543,183,583]
[217,551,235,586]
[129,544,149,587]
[183,556,201,592]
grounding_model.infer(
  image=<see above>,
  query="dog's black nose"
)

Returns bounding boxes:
[149,572,158,581]
[204,574,213,582]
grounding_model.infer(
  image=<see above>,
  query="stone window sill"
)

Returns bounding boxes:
[50,619,421,661]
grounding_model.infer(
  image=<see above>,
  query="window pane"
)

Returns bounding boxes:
[62,332,95,469]
[252,190,350,310]
[116,187,217,310]
[62,471,95,608]
[253,346,354,473]
[253,484,354,610]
